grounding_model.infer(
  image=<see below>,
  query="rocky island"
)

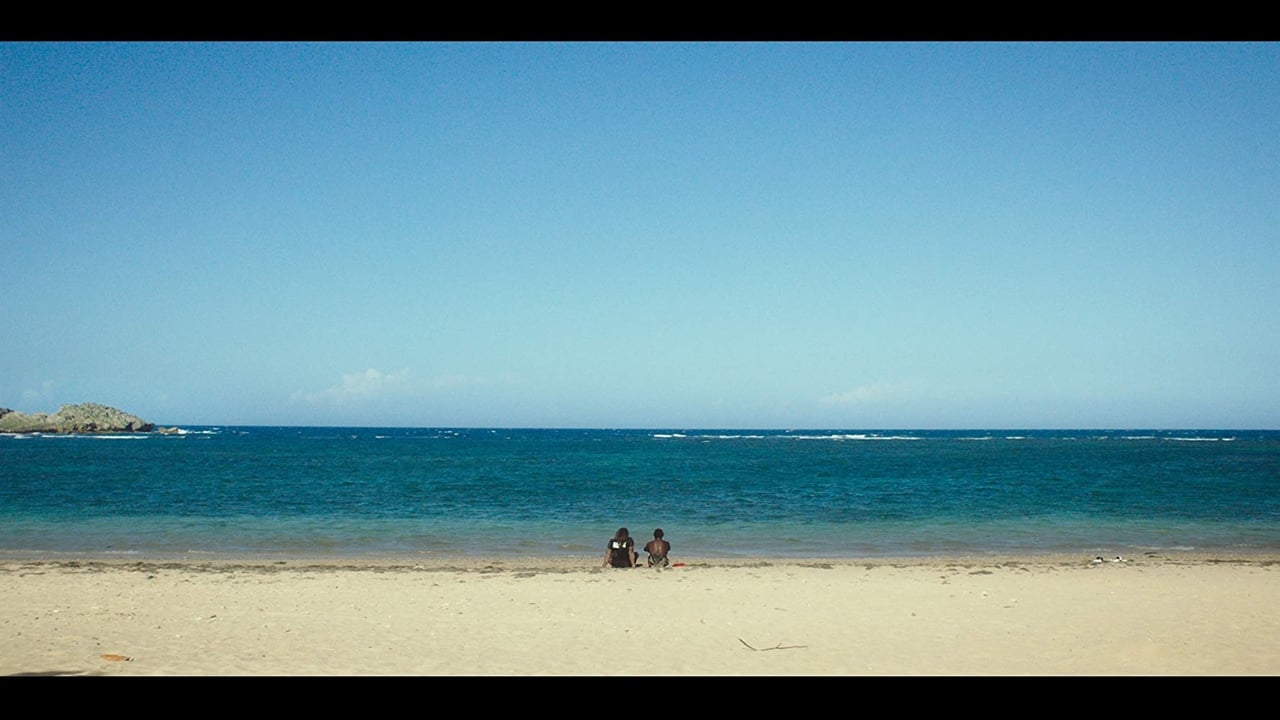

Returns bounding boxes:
[0,402,156,434]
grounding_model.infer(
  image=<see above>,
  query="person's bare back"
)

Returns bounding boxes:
[644,528,670,567]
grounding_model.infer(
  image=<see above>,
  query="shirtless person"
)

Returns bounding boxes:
[644,528,670,568]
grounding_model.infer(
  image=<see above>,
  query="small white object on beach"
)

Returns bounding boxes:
[1093,556,1104,564]
[1111,556,1125,563]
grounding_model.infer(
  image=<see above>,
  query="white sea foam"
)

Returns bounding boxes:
[793,434,922,441]
[88,434,153,440]
[694,434,767,439]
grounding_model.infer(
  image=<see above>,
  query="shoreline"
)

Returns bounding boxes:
[4,550,1278,676]
[4,547,1278,571]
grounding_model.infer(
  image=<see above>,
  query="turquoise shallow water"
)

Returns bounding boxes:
[1,427,1277,560]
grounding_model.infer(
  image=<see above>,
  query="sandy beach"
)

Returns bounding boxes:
[2,552,1277,676]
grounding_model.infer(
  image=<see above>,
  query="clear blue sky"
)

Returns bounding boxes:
[3,42,1277,429]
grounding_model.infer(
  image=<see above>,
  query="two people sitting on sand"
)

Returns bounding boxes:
[603,527,671,569]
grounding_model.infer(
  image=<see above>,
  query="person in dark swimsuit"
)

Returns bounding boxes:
[644,528,670,568]
[602,527,637,568]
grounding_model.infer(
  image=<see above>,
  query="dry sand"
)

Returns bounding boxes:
[2,552,1277,676]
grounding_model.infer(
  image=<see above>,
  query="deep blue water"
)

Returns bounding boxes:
[2,427,1278,560]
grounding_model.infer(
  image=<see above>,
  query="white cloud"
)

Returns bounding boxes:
[291,369,516,407]
[292,368,412,405]
[819,382,904,406]
[429,373,489,389]
[21,380,54,405]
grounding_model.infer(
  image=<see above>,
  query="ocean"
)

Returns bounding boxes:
[2,427,1278,561]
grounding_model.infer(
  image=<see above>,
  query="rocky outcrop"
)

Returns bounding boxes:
[0,403,155,434]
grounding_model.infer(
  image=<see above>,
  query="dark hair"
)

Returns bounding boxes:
[653,528,664,539]
[614,527,630,540]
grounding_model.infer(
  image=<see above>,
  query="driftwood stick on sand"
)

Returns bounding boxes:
[739,638,808,651]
